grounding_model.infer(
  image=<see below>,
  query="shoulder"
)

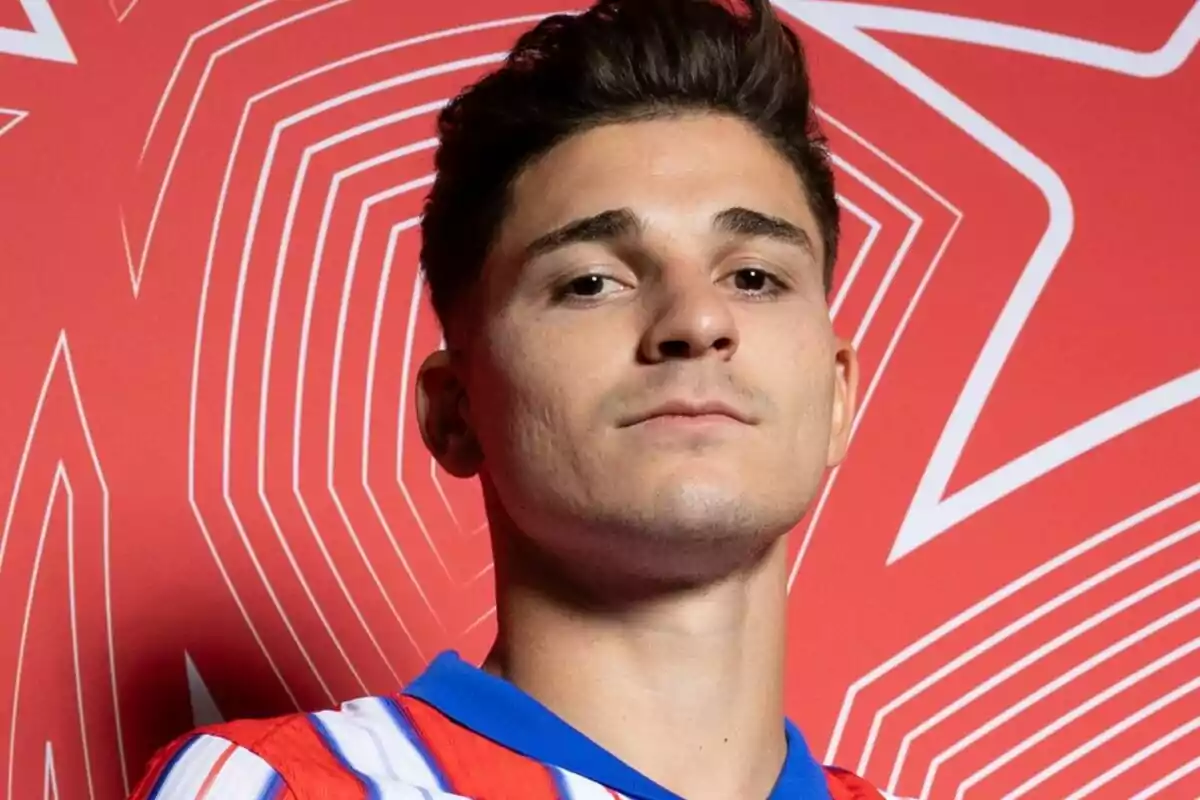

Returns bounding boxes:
[128,728,287,800]
[129,695,444,799]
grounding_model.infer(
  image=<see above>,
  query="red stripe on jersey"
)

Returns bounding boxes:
[199,716,366,798]
[196,741,237,798]
[396,695,565,800]
[824,765,886,799]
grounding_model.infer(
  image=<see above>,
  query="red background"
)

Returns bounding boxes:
[1,1,1199,797]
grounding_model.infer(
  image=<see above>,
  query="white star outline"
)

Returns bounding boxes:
[773,1,1200,565]
[0,0,73,63]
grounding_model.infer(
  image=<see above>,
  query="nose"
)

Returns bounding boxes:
[639,272,740,363]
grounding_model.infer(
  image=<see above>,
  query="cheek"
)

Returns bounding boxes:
[469,327,594,474]
[508,377,576,467]
[748,308,834,395]
[758,323,838,443]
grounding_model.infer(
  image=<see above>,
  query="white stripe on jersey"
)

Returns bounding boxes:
[554,767,624,800]
[200,746,280,799]
[149,734,279,799]
[353,697,449,789]
[313,697,444,795]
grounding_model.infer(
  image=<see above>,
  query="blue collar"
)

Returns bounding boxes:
[403,651,831,800]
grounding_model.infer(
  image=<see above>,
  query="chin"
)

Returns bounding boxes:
[651,480,757,530]
[590,482,793,581]
[501,468,812,589]
[650,470,801,525]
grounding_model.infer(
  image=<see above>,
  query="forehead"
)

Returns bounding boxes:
[496,113,822,259]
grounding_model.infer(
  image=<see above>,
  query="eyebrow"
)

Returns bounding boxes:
[713,206,815,257]
[521,205,815,262]
[522,208,642,261]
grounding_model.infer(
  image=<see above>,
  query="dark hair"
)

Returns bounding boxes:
[420,0,838,334]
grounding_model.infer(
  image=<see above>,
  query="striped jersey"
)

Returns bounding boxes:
[130,651,888,800]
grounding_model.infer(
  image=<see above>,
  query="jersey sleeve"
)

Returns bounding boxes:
[128,733,289,800]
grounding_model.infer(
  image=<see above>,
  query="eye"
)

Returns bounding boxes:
[554,273,627,302]
[727,266,786,297]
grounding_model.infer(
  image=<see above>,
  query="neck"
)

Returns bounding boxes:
[484,528,790,800]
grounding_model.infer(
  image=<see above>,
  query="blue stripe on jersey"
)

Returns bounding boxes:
[146,735,200,800]
[382,696,452,792]
[308,713,381,800]
[256,771,285,800]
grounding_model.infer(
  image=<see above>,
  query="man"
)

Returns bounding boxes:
[131,0,892,797]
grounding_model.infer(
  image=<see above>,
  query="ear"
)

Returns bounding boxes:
[826,336,859,468]
[416,349,483,478]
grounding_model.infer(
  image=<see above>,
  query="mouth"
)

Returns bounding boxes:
[621,399,755,428]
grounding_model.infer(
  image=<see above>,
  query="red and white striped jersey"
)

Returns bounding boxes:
[130,651,889,800]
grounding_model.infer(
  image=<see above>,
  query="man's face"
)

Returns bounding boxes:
[423,114,856,585]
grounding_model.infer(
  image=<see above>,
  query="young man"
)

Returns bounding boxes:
[131,0,891,797]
